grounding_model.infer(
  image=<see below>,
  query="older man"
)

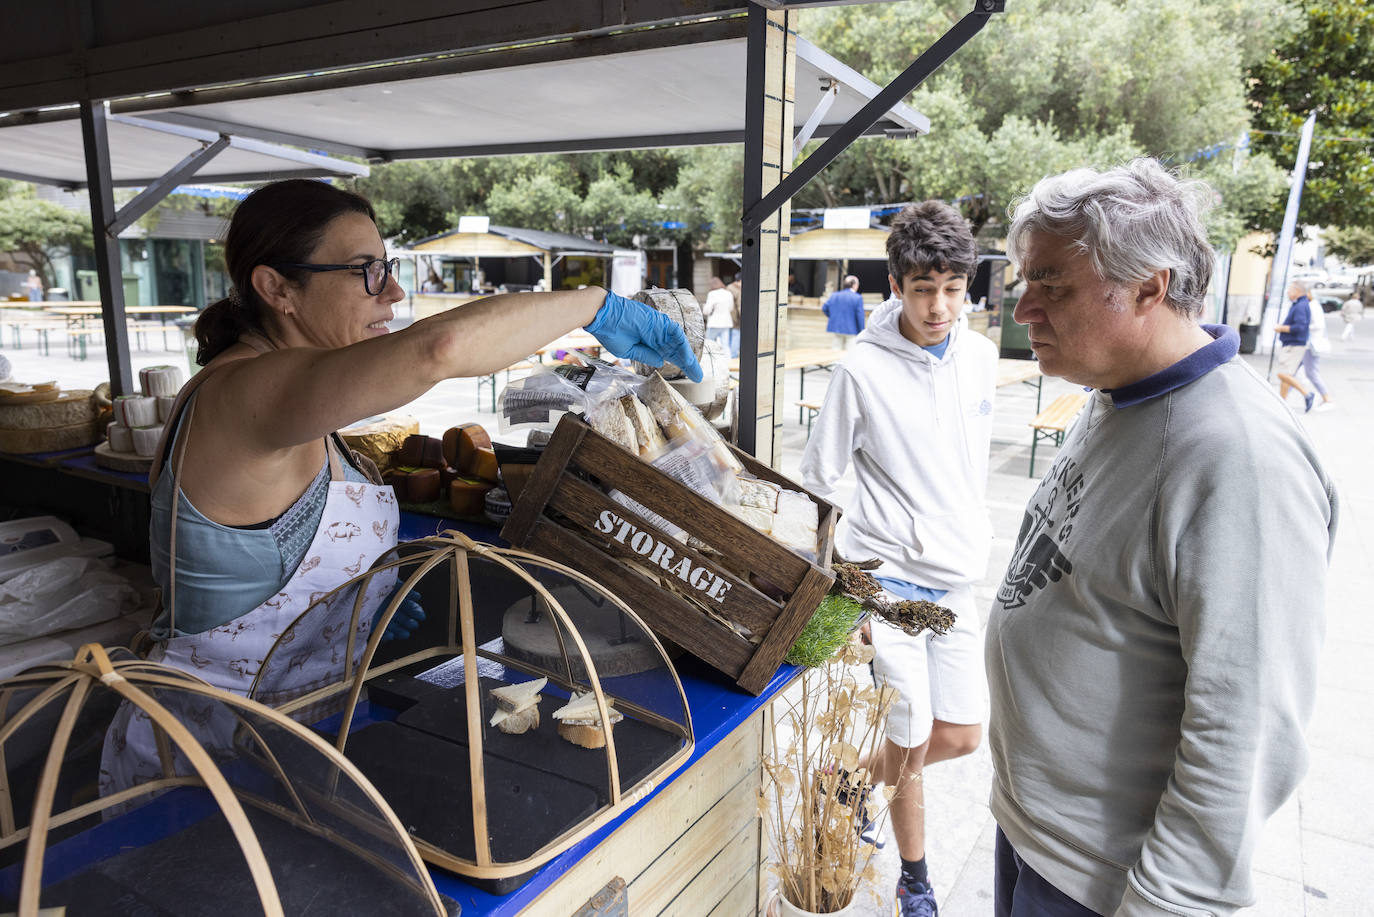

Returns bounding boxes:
[1274,280,1315,411]
[822,274,866,349]
[986,159,1337,916]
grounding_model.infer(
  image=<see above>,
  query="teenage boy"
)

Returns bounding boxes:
[801,200,998,917]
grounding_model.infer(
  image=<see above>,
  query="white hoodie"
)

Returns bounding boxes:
[800,298,999,589]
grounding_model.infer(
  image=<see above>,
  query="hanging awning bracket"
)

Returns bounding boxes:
[743,0,1005,233]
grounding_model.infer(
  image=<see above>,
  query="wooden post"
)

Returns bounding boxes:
[737,7,796,468]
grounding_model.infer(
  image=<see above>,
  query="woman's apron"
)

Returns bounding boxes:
[100,337,399,793]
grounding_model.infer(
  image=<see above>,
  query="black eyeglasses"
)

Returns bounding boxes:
[269,257,400,296]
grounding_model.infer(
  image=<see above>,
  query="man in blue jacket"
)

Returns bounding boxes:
[1275,280,1315,412]
[822,274,865,348]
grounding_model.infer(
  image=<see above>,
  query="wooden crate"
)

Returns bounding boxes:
[502,414,837,695]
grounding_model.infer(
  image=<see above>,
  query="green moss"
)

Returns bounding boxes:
[785,594,866,668]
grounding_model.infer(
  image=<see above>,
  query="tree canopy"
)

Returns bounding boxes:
[0,195,92,290]
[341,0,1318,256]
[1247,0,1374,234]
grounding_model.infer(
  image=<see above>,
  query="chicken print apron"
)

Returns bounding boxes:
[100,340,399,793]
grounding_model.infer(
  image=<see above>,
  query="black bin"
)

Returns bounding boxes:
[1238,323,1260,354]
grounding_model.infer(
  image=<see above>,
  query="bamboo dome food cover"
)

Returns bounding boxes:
[0,644,448,917]
[251,530,694,891]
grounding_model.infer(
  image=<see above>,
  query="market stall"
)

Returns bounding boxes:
[403,226,619,321]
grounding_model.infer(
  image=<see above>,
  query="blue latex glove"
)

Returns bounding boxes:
[584,290,704,383]
[373,585,426,642]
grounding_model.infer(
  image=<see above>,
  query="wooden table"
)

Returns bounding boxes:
[727,347,848,422]
[997,357,1044,410]
[45,305,196,329]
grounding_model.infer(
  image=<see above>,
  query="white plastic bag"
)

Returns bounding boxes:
[0,556,142,646]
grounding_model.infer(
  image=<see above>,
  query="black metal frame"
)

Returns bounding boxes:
[736,0,1005,454]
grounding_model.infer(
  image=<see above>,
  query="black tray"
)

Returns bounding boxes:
[13,801,459,917]
[343,720,601,895]
[396,677,683,803]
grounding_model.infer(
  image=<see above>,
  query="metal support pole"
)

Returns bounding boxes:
[743,0,1002,233]
[737,6,796,463]
[79,102,134,397]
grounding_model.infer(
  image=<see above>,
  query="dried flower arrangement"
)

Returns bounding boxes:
[762,640,899,914]
[766,558,957,914]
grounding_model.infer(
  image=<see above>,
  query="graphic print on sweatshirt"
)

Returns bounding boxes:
[997,454,1083,609]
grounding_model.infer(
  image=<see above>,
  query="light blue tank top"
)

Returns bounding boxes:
[148,390,369,637]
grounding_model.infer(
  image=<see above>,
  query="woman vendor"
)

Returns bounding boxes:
[101,179,700,787]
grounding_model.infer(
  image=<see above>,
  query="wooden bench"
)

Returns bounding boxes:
[126,320,178,352]
[476,360,537,413]
[66,327,102,361]
[796,399,822,435]
[1028,392,1088,477]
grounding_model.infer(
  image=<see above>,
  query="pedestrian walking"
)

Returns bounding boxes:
[1274,281,1316,412]
[1302,303,1335,411]
[702,276,737,357]
[1340,293,1361,341]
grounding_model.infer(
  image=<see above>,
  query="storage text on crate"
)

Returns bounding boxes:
[594,508,733,604]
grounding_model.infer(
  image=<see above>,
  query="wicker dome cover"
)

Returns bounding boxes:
[253,530,695,885]
[0,644,446,917]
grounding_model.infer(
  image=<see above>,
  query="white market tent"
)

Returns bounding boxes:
[0,0,1004,459]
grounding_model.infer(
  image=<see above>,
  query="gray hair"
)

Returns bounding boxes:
[1006,158,1214,318]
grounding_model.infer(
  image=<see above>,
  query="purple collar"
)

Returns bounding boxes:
[1106,324,1238,408]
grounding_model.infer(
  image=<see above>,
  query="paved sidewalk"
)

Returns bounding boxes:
[771,336,1374,917]
[4,321,1372,915]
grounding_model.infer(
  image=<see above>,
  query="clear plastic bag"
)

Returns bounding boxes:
[0,556,142,646]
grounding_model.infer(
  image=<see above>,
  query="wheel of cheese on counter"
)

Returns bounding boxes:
[106,422,135,454]
[630,288,705,381]
[131,425,165,458]
[138,365,184,398]
[0,390,100,430]
[113,395,158,428]
[339,415,419,475]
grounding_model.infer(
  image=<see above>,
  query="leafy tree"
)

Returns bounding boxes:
[790,0,1296,238]
[0,195,92,290]
[480,171,581,235]
[1325,225,1374,266]
[578,164,662,247]
[1247,0,1374,232]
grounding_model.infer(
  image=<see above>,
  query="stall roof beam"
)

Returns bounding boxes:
[106,135,231,236]
[0,1,751,113]
[744,0,1002,232]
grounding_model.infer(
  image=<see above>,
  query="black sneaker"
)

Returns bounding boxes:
[831,770,885,849]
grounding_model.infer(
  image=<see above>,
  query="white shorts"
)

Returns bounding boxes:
[870,584,986,748]
[1277,345,1306,375]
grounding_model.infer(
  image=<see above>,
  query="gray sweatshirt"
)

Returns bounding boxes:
[986,326,1337,916]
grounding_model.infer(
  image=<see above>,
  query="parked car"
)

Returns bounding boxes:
[1291,267,1330,288]
[1313,291,1345,313]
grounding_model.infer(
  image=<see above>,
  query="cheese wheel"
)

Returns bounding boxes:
[483,485,512,525]
[455,423,492,473]
[107,422,134,453]
[156,395,176,422]
[138,365,184,398]
[382,471,411,502]
[470,446,500,484]
[406,467,441,503]
[113,395,158,428]
[340,415,420,475]
[131,424,164,458]
[397,434,438,467]
[0,390,98,430]
[449,478,493,516]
